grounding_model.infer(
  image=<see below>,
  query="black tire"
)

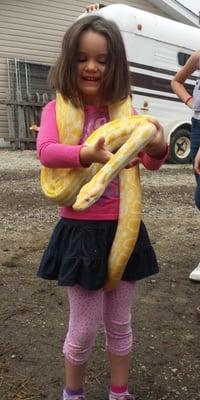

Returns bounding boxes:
[168,128,191,164]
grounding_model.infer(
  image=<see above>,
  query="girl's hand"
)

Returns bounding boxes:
[80,137,113,167]
[125,156,141,168]
[194,147,200,175]
[86,3,99,12]
[144,117,167,158]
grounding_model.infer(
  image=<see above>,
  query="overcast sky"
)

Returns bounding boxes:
[177,0,199,15]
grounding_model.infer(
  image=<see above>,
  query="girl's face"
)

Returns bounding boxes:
[77,30,108,106]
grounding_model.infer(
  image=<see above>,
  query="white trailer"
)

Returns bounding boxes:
[81,3,200,164]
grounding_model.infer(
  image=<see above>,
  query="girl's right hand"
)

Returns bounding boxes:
[80,137,113,167]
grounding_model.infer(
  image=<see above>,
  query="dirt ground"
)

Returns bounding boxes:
[0,150,200,400]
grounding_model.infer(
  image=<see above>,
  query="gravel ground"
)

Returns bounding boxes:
[0,149,200,400]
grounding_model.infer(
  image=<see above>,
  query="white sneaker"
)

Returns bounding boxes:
[189,263,200,281]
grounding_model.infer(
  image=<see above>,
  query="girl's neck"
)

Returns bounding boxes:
[81,95,106,109]
[84,103,106,111]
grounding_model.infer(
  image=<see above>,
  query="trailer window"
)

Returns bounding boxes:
[178,52,191,66]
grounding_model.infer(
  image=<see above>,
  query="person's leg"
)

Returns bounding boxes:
[194,174,200,210]
[103,281,136,399]
[63,285,103,398]
[190,118,200,209]
[190,167,200,281]
[193,155,200,210]
[191,165,200,281]
[189,119,200,281]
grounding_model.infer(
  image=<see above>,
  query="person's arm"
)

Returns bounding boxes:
[128,117,168,170]
[37,101,112,168]
[139,144,168,170]
[171,51,200,109]
[140,121,168,169]
[194,147,200,175]
[37,101,84,168]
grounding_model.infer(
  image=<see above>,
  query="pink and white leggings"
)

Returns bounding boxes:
[63,281,136,364]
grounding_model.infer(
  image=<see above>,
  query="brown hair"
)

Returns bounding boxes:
[48,14,130,107]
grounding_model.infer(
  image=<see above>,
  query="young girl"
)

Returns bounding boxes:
[171,51,200,282]
[37,14,168,400]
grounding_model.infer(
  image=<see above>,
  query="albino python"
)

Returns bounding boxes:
[40,93,157,291]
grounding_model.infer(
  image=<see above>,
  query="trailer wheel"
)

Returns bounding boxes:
[168,128,191,164]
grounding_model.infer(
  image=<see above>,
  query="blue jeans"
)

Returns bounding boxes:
[190,117,200,209]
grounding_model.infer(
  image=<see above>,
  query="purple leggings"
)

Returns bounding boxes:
[63,281,136,364]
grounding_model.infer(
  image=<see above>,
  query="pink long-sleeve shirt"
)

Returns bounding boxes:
[37,100,168,220]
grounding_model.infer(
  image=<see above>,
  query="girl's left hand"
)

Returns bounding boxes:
[144,117,167,158]
[126,118,166,167]
[125,156,141,168]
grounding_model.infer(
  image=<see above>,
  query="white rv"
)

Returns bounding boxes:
[82,3,200,164]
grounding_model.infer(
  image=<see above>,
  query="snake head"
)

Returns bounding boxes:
[72,181,105,211]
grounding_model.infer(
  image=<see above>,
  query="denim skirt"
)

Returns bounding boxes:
[37,218,159,290]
